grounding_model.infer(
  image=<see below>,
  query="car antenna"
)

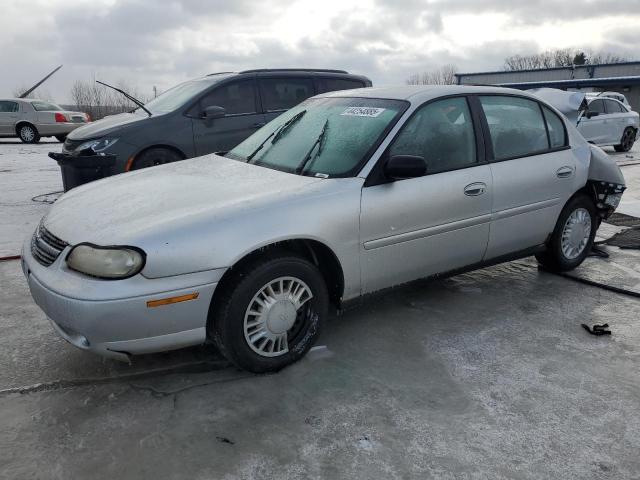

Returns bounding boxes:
[96,80,152,117]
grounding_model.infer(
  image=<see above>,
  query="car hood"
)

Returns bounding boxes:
[528,88,587,125]
[67,111,149,139]
[44,154,324,246]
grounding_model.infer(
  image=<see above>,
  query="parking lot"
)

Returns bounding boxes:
[1,138,640,479]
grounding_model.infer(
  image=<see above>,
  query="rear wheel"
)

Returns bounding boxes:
[55,134,67,142]
[132,147,182,170]
[209,252,328,373]
[535,194,597,272]
[18,124,40,144]
[614,127,636,152]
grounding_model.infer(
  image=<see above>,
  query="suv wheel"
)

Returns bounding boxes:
[210,252,328,373]
[614,127,636,152]
[535,194,597,272]
[132,147,182,170]
[18,124,40,144]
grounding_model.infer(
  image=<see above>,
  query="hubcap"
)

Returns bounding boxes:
[243,276,313,357]
[561,208,592,260]
[21,126,34,141]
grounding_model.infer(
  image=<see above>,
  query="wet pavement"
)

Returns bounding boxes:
[1,139,640,479]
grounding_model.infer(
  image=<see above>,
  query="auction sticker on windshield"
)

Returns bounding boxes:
[341,107,386,117]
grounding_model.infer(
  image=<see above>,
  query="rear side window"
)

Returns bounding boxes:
[390,97,477,174]
[479,96,549,160]
[259,78,314,112]
[316,78,365,94]
[604,99,625,113]
[541,105,567,148]
[199,80,257,115]
[0,101,18,112]
[588,99,605,114]
[31,101,61,111]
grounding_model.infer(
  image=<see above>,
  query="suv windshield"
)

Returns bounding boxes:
[228,97,407,177]
[138,76,231,114]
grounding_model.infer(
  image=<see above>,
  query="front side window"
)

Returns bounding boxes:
[480,96,549,160]
[541,105,567,148]
[31,101,62,111]
[316,78,365,94]
[0,101,18,113]
[389,97,477,174]
[588,99,605,115]
[259,78,314,112]
[199,80,257,115]
[228,97,407,177]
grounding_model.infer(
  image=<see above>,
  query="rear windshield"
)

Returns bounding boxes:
[139,76,230,114]
[228,97,407,177]
[31,101,62,111]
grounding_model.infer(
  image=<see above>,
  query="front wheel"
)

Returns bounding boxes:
[131,147,182,170]
[535,194,597,272]
[18,124,40,144]
[614,127,636,152]
[209,253,329,373]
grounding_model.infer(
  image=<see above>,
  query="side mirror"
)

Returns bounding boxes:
[384,155,427,181]
[202,105,226,119]
[586,111,599,118]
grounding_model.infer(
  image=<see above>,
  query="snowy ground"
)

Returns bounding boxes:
[1,138,640,479]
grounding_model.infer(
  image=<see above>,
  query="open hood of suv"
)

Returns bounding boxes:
[67,111,149,140]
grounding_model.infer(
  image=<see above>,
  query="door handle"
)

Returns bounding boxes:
[464,182,487,196]
[556,166,574,178]
[252,122,265,128]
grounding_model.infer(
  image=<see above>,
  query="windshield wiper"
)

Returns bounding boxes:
[96,80,152,117]
[246,109,306,162]
[296,119,329,175]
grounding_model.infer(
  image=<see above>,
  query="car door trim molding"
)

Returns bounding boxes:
[363,213,492,250]
[491,197,561,222]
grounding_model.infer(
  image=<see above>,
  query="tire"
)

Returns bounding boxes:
[535,194,597,272]
[614,127,636,152]
[18,124,40,144]
[131,147,182,170]
[55,134,67,143]
[209,252,329,373]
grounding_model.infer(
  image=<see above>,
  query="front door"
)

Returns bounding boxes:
[360,96,492,294]
[578,98,607,144]
[191,79,266,156]
[478,95,577,259]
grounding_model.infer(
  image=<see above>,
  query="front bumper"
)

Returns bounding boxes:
[22,236,224,361]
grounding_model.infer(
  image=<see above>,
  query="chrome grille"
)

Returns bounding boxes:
[31,223,68,267]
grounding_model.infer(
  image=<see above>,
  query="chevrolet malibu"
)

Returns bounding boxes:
[23,86,626,373]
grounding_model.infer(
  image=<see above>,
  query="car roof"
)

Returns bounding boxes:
[316,85,542,103]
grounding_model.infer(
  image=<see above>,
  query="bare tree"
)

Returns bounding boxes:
[407,64,458,85]
[69,77,151,120]
[504,48,629,71]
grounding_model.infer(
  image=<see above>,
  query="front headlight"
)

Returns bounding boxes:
[66,244,145,279]
[76,138,119,153]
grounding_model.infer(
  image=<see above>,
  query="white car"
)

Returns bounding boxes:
[586,91,631,108]
[0,98,89,143]
[578,96,639,152]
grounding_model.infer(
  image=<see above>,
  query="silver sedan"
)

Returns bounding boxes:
[0,98,89,143]
[23,85,625,372]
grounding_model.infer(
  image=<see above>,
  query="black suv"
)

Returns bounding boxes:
[56,69,372,182]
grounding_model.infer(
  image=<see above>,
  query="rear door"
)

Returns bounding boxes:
[258,76,315,124]
[603,99,628,144]
[360,96,492,294]
[477,95,576,259]
[0,101,19,134]
[191,79,265,156]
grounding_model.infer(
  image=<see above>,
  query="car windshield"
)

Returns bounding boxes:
[227,97,407,177]
[31,101,62,111]
[137,75,231,114]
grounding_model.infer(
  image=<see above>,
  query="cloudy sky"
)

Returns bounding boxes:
[2,0,639,102]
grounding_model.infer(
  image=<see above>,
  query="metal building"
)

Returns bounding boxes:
[456,62,640,112]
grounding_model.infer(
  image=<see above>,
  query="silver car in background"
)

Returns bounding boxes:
[23,85,625,373]
[578,96,639,152]
[0,98,89,143]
